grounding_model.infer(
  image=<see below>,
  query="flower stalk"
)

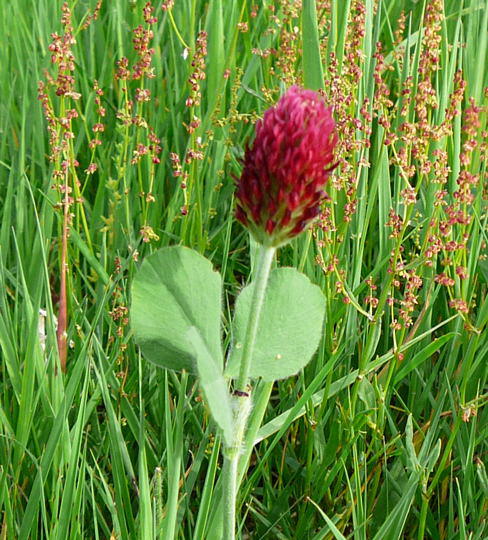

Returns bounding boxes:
[236,244,276,392]
[221,85,337,538]
[222,452,238,540]
[223,243,275,539]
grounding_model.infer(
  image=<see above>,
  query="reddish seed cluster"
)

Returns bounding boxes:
[169,151,189,214]
[325,0,373,225]
[115,57,131,81]
[435,273,455,287]
[107,2,163,242]
[460,98,482,165]
[449,298,469,314]
[393,11,406,62]
[143,1,157,24]
[107,283,132,392]
[81,0,102,30]
[86,80,106,158]
[135,87,151,102]
[237,22,249,33]
[132,24,156,80]
[171,30,211,218]
[115,3,161,161]
[387,0,456,181]
[37,82,58,156]
[93,80,105,116]
[140,225,160,243]
[443,70,466,127]
[235,86,337,247]
[148,130,162,164]
[419,0,443,75]
[85,163,98,174]
[251,47,277,59]
[48,4,79,99]
[183,116,201,134]
[373,41,394,132]
[399,271,423,327]
[186,31,207,108]
[386,209,404,238]
[114,3,156,83]
[270,4,301,88]
[38,2,83,188]
[381,0,483,328]
[414,0,443,137]
[388,270,424,329]
[170,152,184,180]
[365,276,379,310]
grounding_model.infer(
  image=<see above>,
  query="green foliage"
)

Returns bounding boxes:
[187,326,234,445]
[302,0,325,91]
[227,268,326,381]
[131,246,223,373]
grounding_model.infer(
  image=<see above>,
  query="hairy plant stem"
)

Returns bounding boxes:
[236,244,276,392]
[223,244,275,539]
[237,381,274,484]
[222,433,239,540]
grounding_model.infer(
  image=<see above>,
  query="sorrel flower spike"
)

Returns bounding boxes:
[236,85,338,247]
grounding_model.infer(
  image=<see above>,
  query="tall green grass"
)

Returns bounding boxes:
[0,0,486,538]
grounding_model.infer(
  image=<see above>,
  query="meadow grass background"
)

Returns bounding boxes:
[0,0,487,538]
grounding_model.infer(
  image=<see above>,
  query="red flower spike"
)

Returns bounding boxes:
[235,86,338,247]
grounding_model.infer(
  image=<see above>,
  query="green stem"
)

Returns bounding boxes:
[236,244,276,392]
[223,454,238,540]
[418,493,429,540]
[222,243,275,539]
[237,381,274,485]
[222,393,252,539]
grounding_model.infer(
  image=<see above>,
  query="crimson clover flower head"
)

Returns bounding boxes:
[235,85,338,247]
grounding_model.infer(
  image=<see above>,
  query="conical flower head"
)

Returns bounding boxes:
[236,86,337,247]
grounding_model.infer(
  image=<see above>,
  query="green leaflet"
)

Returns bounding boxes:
[187,326,234,446]
[226,267,325,381]
[131,246,223,373]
